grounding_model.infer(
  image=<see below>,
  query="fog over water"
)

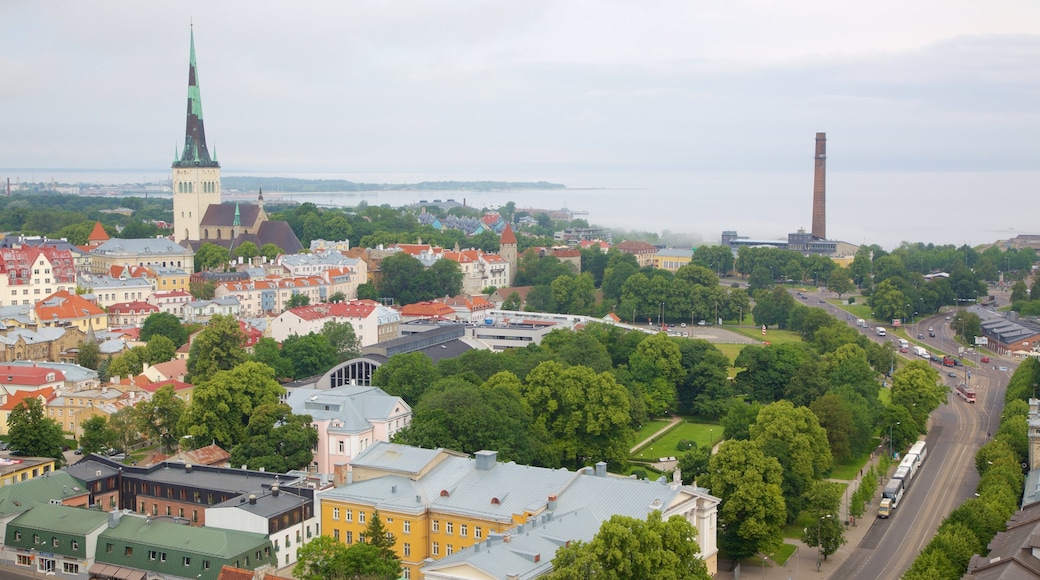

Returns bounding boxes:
[7,168,1035,251]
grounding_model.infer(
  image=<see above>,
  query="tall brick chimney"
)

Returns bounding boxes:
[811,132,827,240]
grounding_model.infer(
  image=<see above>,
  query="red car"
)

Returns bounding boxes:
[981,356,990,363]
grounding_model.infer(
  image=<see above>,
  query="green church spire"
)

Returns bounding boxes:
[174,25,218,168]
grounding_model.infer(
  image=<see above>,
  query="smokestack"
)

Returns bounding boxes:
[811,132,827,240]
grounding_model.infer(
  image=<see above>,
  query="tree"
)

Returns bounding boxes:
[76,340,100,370]
[1011,280,1029,303]
[810,393,856,463]
[363,509,399,564]
[108,347,147,379]
[134,385,185,453]
[144,334,176,365]
[628,333,685,416]
[752,287,796,328]
[286,293,311,309]
[502,291,522,311]
[189,280,216,300]
[677,339,734,418]
[7,398,67,466]
[140,312,189,347]
[548,511,710,580]
[282,332,339,379]
[951,310,981,343]
[233,241,259,261]
[260,243,283,261]
[186,314,247,383]
[357,282,379,300]
[251,337,294,379]
[194,243,230,272]
[78,416,116,455]
[396,376,534,464]
[750,400,833,523]
[702,440,786,564]
[371,352,440,406]
[326,292,346,303]
[676,443,712,486]
[230,403,318,472]
[108,406,137,455]
[827,267,855,298]
[322,320,360,361]
[800,480,846,560]
[293,535,349,580]
[891,360,946,431]
[180,361,284,449]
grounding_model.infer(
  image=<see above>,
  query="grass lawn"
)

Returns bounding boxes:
[829,441,881,480]
[726,326,804,346]
[842,302,873,320]
[632,419,671,445]
[879,388,891,406]
[630,421,720,460]
[735,542,797,569]
[714,343,744,364]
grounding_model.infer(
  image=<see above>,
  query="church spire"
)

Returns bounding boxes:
[174,25,218,168]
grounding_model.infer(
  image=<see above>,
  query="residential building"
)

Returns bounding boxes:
[0,326,85,364]
[320,444,720,579]
[149,267,191,293]
[278,251,366,280]
[486,286,533,310]
[0,246,77,307]
[3,361,99,392]
[88,238,195,275]
[270,300,400,347]
[553,227,613,245]
[107,301,159,328]
[77,273,154,310]
[285,386,411,478]
[0,364,65,395]
[33,290,107,332]
[46,386,128,438]
[184,297,241,324]
[146,289,193,317]
[206,484,319,570]
[0,457,57,488]
[0,471,92,557]
[435,295,495,322]
[142,359,188,384]
[614,239,658,268]
[400,301,456,322]
[441,249,510,295]
[0,388,56,436]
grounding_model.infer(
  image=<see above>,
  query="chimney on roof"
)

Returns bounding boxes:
[185,464,192,473]
[475,450,497,471]
[547,494,557,512]
[108,510,123,528]
[249,494,257,505]
[272,484,280,497]
[595,462,607,477]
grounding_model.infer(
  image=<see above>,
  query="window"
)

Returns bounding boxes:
[333,507,340,520]
[460,524,467,537]
[432,520,439,533]
[63,562,79,574]
[446,522,453,535]
[475,526,482,539]
[403,569,411,579]
[334,529,340,541]
[71,540,79,550]
[432,542,440,556]
[14,531,20,541]
[150,550,157,561]
[359,511,366,523]
[338,440,344,453]
[203,560,210,570]
[52,537,58,547]
[125,547,133,556]
[106,543,113,553]
[161,552,167,562]
[17,554,31,567]
[403,521,411,534]
[345,531,353,544]
[345,509,352,522]
[403,542,411,556]
[183,556,191,566]
[166,506,171,516]
[447,544,454,556]
[33,534,39,544]
[192,510,198,522]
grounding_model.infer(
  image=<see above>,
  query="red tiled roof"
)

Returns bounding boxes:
[0,387,55,411]
[401,301,456,317]
[139,380,193,393]
[552,249,581,258]
[35,290,105,321]
[88,221,110,243]
[615,240,658,253]
[500,223,517,245]
[286,300,379,321]
[108,301,159,315]
[0,366,65,386]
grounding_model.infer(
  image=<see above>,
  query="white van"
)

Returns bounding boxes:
[856,319,866,327]
[876,327,887,337]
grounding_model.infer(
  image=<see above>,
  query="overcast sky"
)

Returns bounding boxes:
[2,1,1039,180]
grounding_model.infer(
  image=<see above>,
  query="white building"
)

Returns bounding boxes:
[270,300,400,347]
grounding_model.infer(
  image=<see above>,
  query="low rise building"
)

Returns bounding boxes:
[614,239,658,268]
[33,290,108,333]
[146,289,194,317]
[88,237,195,275]
[270,300,399,347]
[107,301,159,328]
[78,273,154,310]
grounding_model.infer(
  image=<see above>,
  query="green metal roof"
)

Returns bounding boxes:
[0,472,88,516]
[100,513,271,559]
[8,502,109,535]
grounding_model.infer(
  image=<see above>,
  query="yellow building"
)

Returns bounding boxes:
[319,444,720,579]
[653,248,695,272]
[0,457,56,487]
[150,267,191,293]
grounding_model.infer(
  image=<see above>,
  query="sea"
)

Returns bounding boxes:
[3,168,1036,251]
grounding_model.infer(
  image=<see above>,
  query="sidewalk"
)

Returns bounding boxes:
[713,450,886,579]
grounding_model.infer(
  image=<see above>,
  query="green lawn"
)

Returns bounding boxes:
[714,343,744,364]
[726,326,804,346]
[630,421,720,460]
[829,441,881,480]
[842,302,873,320]
[734,542,798,569]
[632,420,671,445]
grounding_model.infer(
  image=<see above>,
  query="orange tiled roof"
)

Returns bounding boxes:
[286,300,379,321]
[35,290,105,321]
[500,223,517,245]
[401,301,456,317]
[0,387,55,411]
[88,221,110,243]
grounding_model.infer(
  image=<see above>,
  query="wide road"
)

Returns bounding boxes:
[796,288,1012,579]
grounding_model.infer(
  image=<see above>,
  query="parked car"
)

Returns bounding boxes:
[948,371,958,377]
[953,359,962,366]
[73,448,83,455]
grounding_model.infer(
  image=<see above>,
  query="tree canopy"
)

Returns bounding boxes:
[8,398,67,466]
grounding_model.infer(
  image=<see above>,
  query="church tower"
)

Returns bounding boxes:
[172,26,221,243]
[499,223,518,286]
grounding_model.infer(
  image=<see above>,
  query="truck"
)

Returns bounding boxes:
[914,346,929,358]
[878,498,893,518]
[876,327,887,337]
[898,339,909,351]
[943,356,955,366]
[856,318,867,328]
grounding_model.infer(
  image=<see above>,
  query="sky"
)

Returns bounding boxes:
[1,2,1039,247]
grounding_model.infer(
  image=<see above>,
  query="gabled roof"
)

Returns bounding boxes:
[283,300,380,321]
[98,512,271,559]
[8,502,110,535]
[200,203,263,228]
[88,222,110,243]
[1,388,55,412]
[0,471,87,516]
[499,223,517,245]
[35,290,105,322]
[615,239,658,253]
[401,301,456,318]
[108,301,159,315]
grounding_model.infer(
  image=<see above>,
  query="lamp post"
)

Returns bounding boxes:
[817,513,832,566]
[889,421,901,459]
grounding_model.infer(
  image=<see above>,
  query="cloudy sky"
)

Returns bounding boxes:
[1,2,1039,247]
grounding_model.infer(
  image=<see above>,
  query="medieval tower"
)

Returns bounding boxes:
[499,223,518,286]
[811,132,827,240]
[172,27,221,243]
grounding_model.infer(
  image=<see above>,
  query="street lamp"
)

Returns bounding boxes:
[817,514,832,567]
[889,421,901,459]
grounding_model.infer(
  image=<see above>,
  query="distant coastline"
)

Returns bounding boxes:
[221,176,565,193]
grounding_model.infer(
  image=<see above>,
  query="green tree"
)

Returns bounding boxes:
[750,400,833,523]
[76,340,100,370]
[521,361,633,469]
[282,333,339,379]
[720,401,762,442]
[134,384,185,453]
[826,267,855,298]
[7,398,67,466]
[180,361,284,449]
[260,243,283,261]
[322,320,360,361]
[186,314,247,383]
[189,280,216,300]
[1011,280,1029,303]
[326,292,346,303]
[702,439,786,563]
[194,243,230,272]
[691,245,733,277]
[502,291,522,311]
[108,406,137,455]
[951,310,982,343]
[286,293,311,309]
[78,416,116,455]
[357,282,379,300]
[371,352,440,406]
[891,360,946,432]
[809,393,856,463]
[233,241,259,261]
[293,535,349,580]
[251,337,294,379]
[362,509,400,567]
[548,511,710,580]
[752,287,796,328]
[140,312,189,347]
[144,334,176,365]
[396,376,534,464]
[108,347,147,379]
[676,443,712,486]
[628,333,685,416]
[229,403,318,472]
[800,480,846,560]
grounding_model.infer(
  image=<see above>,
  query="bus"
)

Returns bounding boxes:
[898,455,919,484]
[882,478,905,509]
[908,441,928,464]
[956,384,976,403]
[893,465,913,488]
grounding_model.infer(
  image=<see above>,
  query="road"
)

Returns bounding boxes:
[789,287,1013,578]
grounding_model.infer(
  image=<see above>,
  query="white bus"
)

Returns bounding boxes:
[882,478,905,509]
[908,441,928,463]
[898,454,920,483]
